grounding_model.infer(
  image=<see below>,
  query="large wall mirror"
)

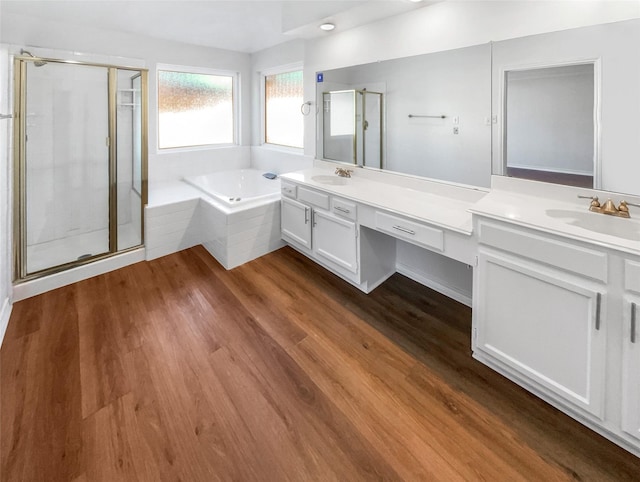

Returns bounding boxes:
[317,18,640,196]
[317,43,492,188]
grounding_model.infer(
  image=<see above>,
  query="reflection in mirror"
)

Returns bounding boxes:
[504,63,596,188]
[317,43,492,188]
[322,90,383,168]
[493,18,640,196]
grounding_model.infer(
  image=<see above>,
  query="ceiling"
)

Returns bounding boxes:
[0,0,438,53]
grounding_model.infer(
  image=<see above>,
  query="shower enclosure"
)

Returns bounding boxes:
[322,89,383,168]
[13,54,148,281]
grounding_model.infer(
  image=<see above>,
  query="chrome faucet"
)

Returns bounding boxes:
[335,167,353,178]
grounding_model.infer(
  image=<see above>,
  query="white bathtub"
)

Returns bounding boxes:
[184,169,281,208]
[163,168,285,269]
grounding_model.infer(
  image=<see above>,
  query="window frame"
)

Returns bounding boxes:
[156,63,240,152]
[260,62,304,152]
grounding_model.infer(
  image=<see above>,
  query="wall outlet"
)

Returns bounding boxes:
[453,126,459,135]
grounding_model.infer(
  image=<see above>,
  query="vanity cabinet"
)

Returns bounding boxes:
[473,215,640,455]
[474,223,607,420]
[280,180,395,292]
[281,186,357,275]
[281,197,312,249]
[312,210,358,273]
[622,259,640,443]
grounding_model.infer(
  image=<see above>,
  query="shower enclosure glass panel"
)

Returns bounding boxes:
[117,69,142,251]
[15,57,148,281]
[24,62,110,273]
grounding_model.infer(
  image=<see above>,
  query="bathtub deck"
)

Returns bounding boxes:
[146,180,284,267]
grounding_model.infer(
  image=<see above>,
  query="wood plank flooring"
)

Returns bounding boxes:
[2,245,639,481]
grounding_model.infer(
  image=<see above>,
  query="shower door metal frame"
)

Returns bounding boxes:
[13,55,149,283]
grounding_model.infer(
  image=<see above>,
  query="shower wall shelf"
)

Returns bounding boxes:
[117,88,140,107]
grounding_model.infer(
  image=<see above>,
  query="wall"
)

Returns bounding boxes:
[0,11,254,185]
[0,45,12,345]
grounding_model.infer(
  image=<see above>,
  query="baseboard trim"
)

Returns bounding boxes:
[396,263,472,307]
[0,296,12,349]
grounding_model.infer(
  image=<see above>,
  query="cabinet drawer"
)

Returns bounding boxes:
[332,197,357,221]
[298,186,330,210]
[281,182,297,199]
[375,211,444,251]
[625,260,640,294]
[478,220,608,282]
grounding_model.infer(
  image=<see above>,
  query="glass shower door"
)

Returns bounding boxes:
[23,61,110,274]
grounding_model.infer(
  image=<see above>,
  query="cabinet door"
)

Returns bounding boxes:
[281,197,312,250]
[622,293,640,442]
[313,210,358,274]
[475,249,607,419]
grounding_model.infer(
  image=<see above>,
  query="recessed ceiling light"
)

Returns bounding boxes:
[319,23,335,31]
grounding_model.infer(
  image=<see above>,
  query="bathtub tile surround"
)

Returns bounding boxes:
[145,169,284,269]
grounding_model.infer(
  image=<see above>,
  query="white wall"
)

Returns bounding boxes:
[0,11,254,185]
[0,45,12,345]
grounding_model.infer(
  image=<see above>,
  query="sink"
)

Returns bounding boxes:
[312,175,349,186]
[545,208,640,241]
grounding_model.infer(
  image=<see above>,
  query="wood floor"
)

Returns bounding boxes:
[2,246,639,481]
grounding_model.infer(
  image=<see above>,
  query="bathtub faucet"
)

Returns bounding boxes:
[335,167,353,178]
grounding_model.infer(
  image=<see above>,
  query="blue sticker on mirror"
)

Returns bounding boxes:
[316,73,324,83]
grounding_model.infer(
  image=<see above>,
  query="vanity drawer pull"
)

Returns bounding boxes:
[335,206,350,214]
[632,302,637,344]
[375,211,444,251]
[304,207,309,225]
[595,293,602,331]
[393,225,416,235]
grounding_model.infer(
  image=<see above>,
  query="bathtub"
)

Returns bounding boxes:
[162,168,285,269]
[184,169,281,208]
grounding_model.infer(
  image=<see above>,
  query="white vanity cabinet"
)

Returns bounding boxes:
[472,213,640,456]
[281,197,312,249]
[622,259,640,443]
[474,219,608,420]
[312,209,358,273]
[280,180,395,292]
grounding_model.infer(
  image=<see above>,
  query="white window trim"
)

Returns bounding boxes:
[156,63,240,153]
[260,61,304,151]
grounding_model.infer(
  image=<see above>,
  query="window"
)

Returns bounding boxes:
[264,69,303,148]
[158,68,235,149]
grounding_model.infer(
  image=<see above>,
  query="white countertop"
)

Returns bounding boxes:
[470,188,640,256]
[281,168,487,235]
